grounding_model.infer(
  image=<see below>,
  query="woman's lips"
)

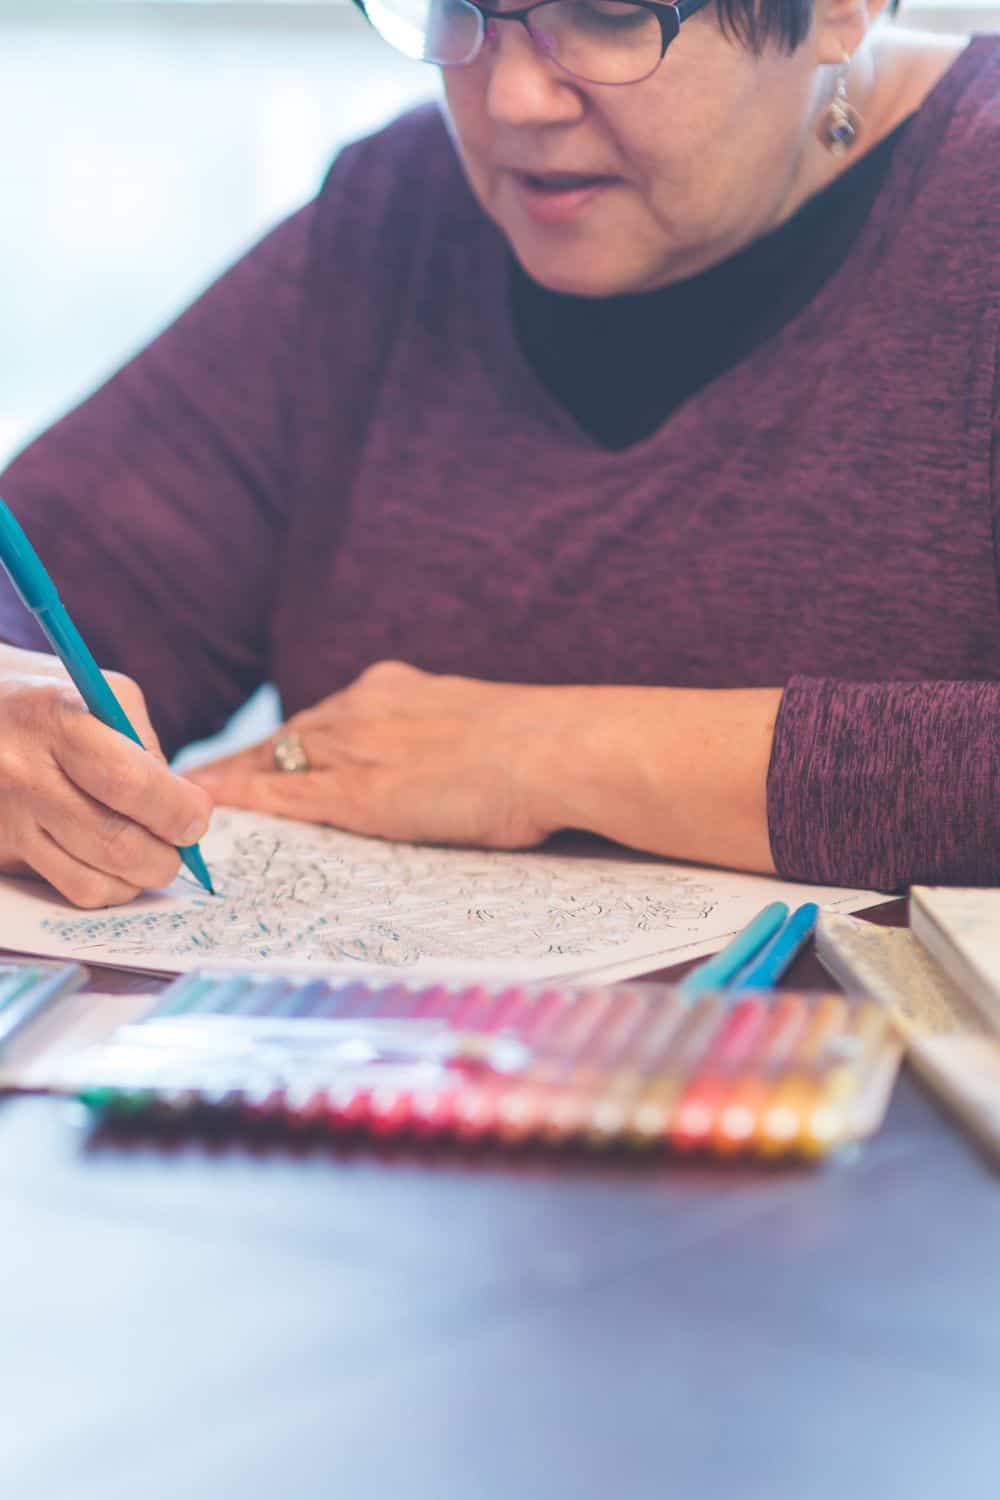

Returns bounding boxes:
[508,170,617,224]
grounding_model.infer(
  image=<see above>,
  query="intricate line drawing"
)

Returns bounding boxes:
[39,810,728,969]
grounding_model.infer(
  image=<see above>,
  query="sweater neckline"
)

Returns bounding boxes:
[508,117,909,450]
[487,34,988,463]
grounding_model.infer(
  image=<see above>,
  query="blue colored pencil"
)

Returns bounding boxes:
[679,901,790,998]
[729,902,820,992]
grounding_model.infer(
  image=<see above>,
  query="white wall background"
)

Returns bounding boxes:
[0,0,438,467]
[0,0,995,471]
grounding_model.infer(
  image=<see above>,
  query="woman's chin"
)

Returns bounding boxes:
[512,252,666,299]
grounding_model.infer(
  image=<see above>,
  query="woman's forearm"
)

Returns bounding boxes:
[531,685,783,874]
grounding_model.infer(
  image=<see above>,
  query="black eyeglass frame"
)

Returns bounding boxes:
[350,0,714,85]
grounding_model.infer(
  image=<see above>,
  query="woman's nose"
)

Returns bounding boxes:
[482,19,585,126]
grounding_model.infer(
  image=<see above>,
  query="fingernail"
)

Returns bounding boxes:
[181,814,210,845]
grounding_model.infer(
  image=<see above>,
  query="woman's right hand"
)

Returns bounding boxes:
[0,644,213,908]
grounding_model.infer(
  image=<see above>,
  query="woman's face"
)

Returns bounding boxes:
[442,6,835,296]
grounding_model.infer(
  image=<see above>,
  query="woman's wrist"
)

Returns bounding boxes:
[524,684,783,873]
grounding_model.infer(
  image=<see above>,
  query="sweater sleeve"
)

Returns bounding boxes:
[0,204,312,757]
[768,384,1000,892]
[768,677,1000,890]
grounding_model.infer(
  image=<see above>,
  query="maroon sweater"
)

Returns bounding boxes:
[1,39,999,892]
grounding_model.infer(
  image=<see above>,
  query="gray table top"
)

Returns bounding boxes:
[3,906,999,1500]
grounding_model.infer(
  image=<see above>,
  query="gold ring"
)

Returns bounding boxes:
[272,727,310,774]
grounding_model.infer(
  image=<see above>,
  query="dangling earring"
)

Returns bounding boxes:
[818,50,863,156]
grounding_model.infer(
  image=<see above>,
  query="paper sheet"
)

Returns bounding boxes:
[0,809,891,983]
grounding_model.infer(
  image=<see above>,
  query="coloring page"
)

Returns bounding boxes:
[0,809,891,981]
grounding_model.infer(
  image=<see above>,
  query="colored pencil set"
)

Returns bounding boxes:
[51,961,901,1161]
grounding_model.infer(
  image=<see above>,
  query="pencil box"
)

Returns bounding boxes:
[0,958,87,1050]
[37,968,902,1161]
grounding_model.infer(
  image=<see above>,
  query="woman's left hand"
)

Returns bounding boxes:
[186,661,567,849]
[188,662,781,872]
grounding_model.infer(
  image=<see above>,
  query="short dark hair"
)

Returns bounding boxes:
[716,0,900,54]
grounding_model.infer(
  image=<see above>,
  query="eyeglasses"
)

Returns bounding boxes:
[351,0,712,87]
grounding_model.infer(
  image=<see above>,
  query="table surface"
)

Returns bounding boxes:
[4,897,1000,1500]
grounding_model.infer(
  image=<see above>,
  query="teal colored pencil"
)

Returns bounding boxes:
[729,902,819,992]
[679,901,789,998]
[0,498,214,894]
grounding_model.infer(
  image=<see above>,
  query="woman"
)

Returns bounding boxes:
[0,0,996,909]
